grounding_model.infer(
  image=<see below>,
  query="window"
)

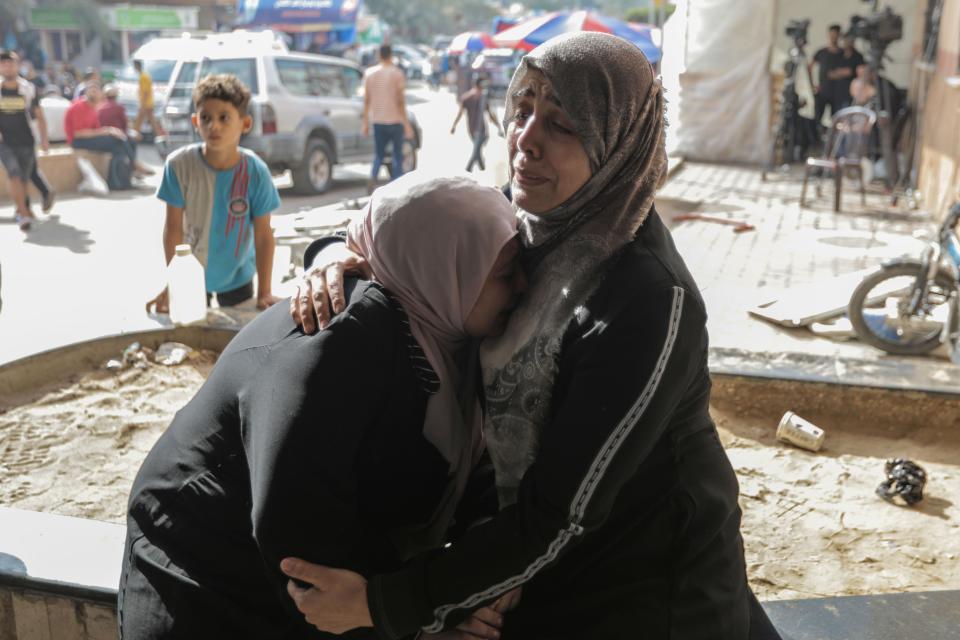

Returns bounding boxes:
[145,59,176,84]
[306,62,347,98]
[198,58,259,94]
[341,67,362,97]
[276,59,311,95]
[169,62,199,99]
[65,32,83,60]
[277,59,350,98]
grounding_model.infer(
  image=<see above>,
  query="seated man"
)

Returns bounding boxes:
[64,80,152,179]
[96,84,132,135]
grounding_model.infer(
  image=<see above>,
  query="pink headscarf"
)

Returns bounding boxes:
[347,173,517,547]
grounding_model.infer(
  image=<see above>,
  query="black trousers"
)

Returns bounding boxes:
[814,92,851,127]
[206,279,254,307]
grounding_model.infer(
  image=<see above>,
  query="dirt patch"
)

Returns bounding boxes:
[0,348,218,524]
[1,362,958,600]
[712,375,960,600]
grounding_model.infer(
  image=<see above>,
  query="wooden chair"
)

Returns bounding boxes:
[800,106,877,212]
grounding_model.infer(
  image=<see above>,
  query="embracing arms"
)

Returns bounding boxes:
[285,283,708,637]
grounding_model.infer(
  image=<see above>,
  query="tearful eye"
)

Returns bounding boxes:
[513,110,529,124]
[552,120,574,135]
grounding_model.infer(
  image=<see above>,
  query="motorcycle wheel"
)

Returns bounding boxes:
[848,262,957,356]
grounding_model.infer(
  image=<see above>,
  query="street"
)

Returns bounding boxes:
[0,84,508,364]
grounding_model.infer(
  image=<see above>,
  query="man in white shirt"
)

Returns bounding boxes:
[362,44,413,192]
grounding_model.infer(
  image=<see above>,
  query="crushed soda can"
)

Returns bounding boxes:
[877,459,927,506]
[776,411,825,452]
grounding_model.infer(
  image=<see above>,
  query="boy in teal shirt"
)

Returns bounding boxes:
[147,74,281,312]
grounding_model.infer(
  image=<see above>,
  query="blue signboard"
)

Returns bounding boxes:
[235,0,361,31]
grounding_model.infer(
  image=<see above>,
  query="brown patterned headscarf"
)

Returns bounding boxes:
[479,32,667,506]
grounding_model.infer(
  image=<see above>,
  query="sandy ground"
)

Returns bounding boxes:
[1,363,958,601]
[713,377,960,601]
[0,348,217,524]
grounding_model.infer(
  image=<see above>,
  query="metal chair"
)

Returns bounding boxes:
[800,106,878,212]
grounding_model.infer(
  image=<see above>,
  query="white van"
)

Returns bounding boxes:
[115,32,282,138]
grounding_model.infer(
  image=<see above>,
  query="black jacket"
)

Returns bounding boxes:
[119,281,463,639]
[361,209,754,640]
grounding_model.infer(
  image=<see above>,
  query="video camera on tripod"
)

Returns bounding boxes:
[849,5,903,56]
[784,19,810,47]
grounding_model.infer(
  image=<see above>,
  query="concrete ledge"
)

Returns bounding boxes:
[0,147,110,202]
[762,590,960,640]
[709,347,960,397]
[0,586,116,640]
[0,326,238,403]
[0,508,122,604]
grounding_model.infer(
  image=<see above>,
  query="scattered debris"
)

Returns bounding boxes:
[877,459,927,506]
[155,342,194,366]
[673,212,755,233]
[776,411,826,452]
[809,316,857,340]
[103,342,149,371]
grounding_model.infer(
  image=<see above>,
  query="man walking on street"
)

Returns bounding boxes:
[362,44,413,193]
[132,60,165,138]
[450,76,503,172]
[0,50,50,231]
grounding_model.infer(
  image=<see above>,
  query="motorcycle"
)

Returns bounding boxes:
[847,201,960,360]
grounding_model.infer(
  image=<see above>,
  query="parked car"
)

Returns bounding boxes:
[472,48,521,97]
[392,44,432,80]
[157,41,421,195]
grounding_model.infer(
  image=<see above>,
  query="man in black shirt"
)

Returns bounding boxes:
[0,50,49,231]
[811,24,845,127]
[833,35,865,110]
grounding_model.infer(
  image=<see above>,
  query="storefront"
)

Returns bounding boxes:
[234,0,361,52]
[29,5,200,66]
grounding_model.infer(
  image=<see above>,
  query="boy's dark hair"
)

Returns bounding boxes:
[828,24,842,33]
[379,44,392,60]
[192,74,252,116]
[0,50,18,62]
[133,60,143,71]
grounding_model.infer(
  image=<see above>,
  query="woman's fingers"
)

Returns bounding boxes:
[454,608,502,639]
[308,270,330,330]
[492,587,522,613]
[325,262,345,315]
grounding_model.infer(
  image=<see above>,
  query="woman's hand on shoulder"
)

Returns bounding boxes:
[290,243,372,333]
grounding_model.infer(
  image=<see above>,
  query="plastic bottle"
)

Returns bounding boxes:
[167,244,207,325]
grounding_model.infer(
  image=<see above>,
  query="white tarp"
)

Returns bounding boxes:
[663,0,775,163]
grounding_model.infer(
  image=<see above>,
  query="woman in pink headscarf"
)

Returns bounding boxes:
[118,173,526,640]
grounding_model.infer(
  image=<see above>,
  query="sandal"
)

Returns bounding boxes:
[14,213,33,231]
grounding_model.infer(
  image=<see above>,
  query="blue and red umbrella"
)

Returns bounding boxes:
[492,10,661,64]
[448,31,496,55]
